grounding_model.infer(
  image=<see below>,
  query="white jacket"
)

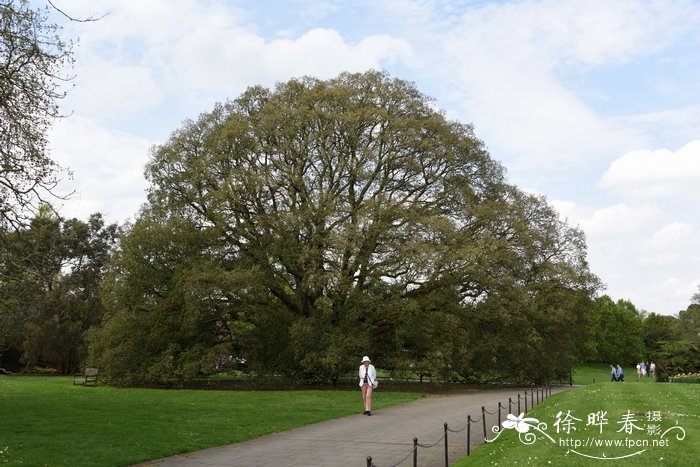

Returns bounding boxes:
[359,364,377,387]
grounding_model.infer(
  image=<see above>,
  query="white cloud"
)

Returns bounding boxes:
[600,140,700,200]
[433,0,698,70]
[581,214,700,314]
[415,0,700,172]
[618,276,698,315]
[610,106,700,149]
[580,203,662,238]
[48,117,153,224]
[69,63,164,117]
[59,1,412,120]
[639,222,700,268]
[168,27,412,95]
[61,0,243,46]
[644,276,700,314]
[645,222,699,250]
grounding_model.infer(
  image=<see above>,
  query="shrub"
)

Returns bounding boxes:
[669,372,700,383]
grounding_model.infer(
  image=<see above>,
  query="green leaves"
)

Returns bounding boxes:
[0,210,117,373]
[95,71,601,384]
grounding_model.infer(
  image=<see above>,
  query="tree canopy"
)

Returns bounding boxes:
[585,295,644,365]
[90,71,601,385]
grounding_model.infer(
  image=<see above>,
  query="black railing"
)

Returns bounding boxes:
[366,384,556,466]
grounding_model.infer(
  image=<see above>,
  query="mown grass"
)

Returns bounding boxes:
[0,376,425,466]
[571,363,654,385]
[455,380,699,466]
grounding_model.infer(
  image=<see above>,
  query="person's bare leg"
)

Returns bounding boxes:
[361,385,368,413]
[365,385,373,413]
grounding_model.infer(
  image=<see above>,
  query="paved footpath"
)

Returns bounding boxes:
[142,386,572,467]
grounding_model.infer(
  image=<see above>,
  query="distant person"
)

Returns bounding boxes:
[615,364,624,382]
[650,362,656,378]
[641,362,647,377]
[359,356,377,416]
[636,363,641,378]
[611,364,617,382]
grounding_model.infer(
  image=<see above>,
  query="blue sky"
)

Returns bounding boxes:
[43,0,700,315]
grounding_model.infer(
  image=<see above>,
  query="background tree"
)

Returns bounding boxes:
[642,312,676,357]
[1,0,74,227]
[652,302,700,380]
[91,71,600,385]
[586,289,700,381]
[0,207,117,372]
[585,295,645,365]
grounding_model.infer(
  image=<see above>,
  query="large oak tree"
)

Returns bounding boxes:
[93,71,600,384]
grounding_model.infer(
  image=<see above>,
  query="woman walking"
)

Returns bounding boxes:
[359,356,377,415]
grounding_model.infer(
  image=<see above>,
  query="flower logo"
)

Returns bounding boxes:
[502,413,540,433]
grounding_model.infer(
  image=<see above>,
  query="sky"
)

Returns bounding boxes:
[40,0,700,316]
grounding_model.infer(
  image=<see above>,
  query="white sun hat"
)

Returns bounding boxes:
[361,356,371,363]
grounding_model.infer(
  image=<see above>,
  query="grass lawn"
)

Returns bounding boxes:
[571,363,644,385]
[0,376,425,466]
[455,368,699,466]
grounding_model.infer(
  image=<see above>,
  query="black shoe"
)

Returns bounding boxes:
[363,411,369,415]
[367,411,372,416]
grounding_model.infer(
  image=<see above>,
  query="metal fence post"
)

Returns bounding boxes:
[413,437,418,467]
[367,456,372,467]
[497,402,502,429]
[524,391,528,413]
[531,389,534,408]
[517,393,521,414]
[536,387,540,405]
[444,422,449,467]
[467,415,471,456]
[481,406,487,440]
[509,397,512,415]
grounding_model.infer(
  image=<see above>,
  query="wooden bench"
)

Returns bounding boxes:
[73,367,99,386]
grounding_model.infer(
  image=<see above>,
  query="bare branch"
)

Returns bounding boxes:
[47,0,107,23]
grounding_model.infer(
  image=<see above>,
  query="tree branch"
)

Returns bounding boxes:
[47,0,107,22]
